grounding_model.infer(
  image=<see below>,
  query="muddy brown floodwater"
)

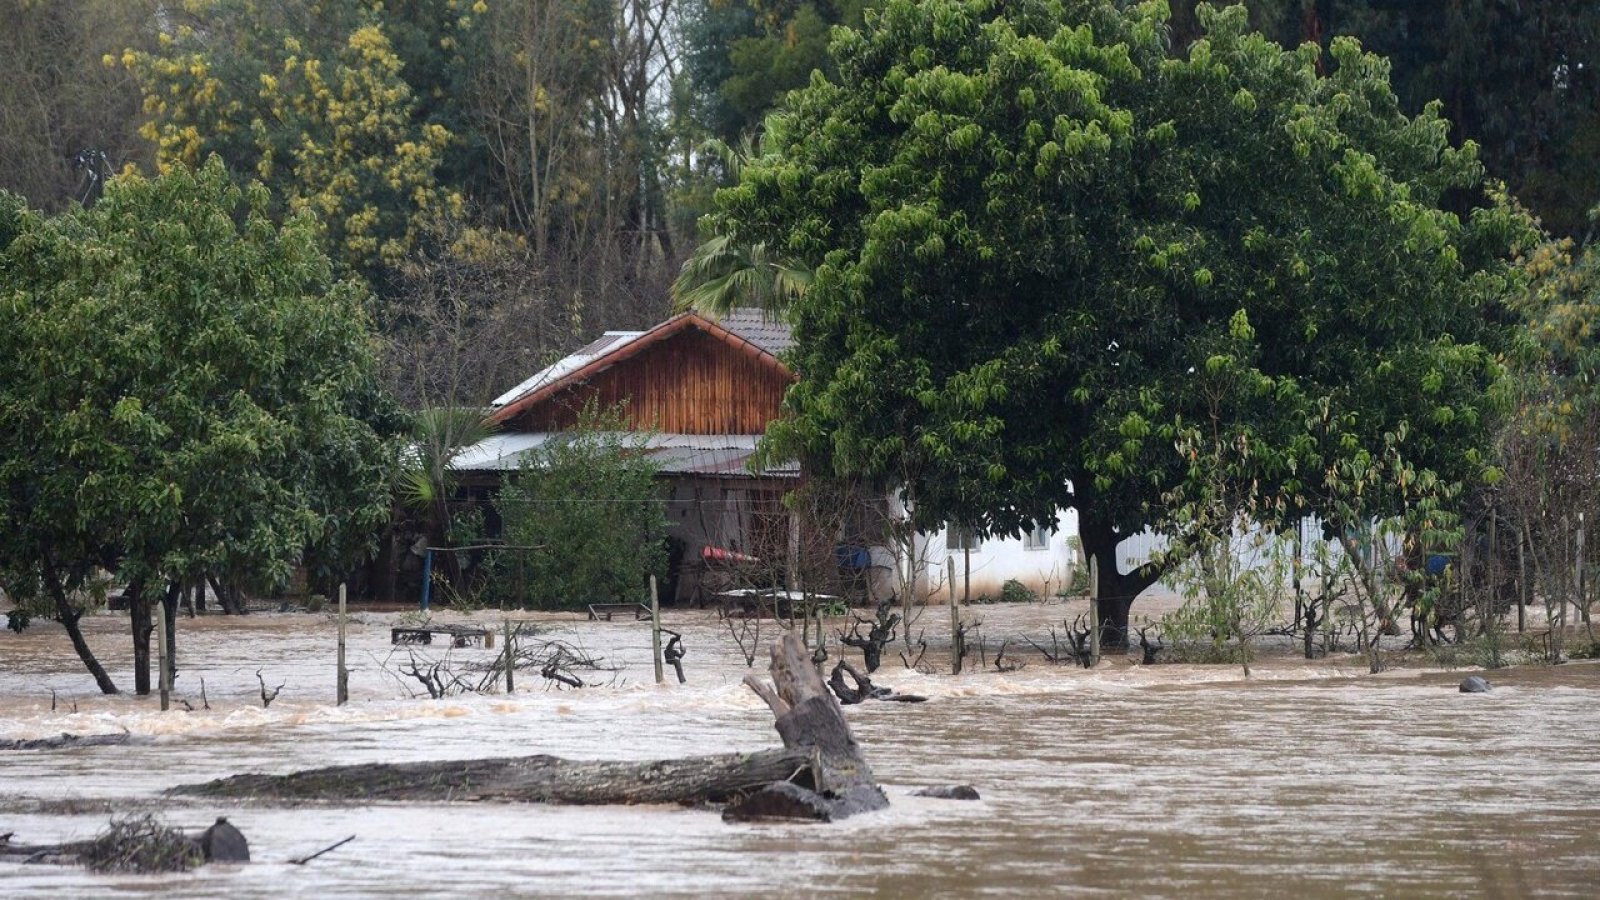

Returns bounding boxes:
[1,601,1597,897]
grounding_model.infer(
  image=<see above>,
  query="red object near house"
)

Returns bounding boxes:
[701,545,760,565]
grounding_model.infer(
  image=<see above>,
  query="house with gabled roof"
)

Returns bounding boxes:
[454,308,804,605]
[454,306,1099,608]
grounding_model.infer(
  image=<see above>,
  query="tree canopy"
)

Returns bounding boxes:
[3,0,1591,417]
[711,0,1533,641]
[0,158,404,692]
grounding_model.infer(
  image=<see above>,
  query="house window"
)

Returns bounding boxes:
[1024,523,1052,551]
[945,524,982,552]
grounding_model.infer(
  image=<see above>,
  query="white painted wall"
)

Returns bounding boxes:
[915,507,1083,602]
[900,512,1388,604]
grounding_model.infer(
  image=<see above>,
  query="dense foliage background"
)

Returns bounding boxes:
[3,1,1596,413]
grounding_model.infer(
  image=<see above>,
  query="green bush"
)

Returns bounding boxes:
[1565,639,1600,660]
[490,403,668,610]
[999,579,1035,604]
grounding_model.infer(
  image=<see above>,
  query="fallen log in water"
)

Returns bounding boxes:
[0,732,137,751]
[168,750,812,805]
[171,635,888,823]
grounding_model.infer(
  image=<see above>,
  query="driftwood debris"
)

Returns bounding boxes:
[0,732,137,751]
[0,815,247,869]
[827,660,927,705]
[289,835,355,865]
[170,635,886,823]
[912,784,980,800]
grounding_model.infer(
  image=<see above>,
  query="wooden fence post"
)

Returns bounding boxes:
[651,575,665,685]
[1089,556,1100,668]
[503,618,515,693]
[336,583,348,706]
[154,598,170,711]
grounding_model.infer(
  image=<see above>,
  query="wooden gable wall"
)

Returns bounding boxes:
[505,325,792,435]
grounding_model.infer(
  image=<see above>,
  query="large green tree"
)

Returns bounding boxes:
[1330,0,1600,241]
[682,0,871,145]
[711,0,1531,646]
[0,158,403,694]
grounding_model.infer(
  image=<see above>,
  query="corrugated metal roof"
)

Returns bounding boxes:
[715,308,794,355]
[453,432,797,478]
[489,330,646,408]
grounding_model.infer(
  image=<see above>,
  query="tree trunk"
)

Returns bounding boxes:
[1077,510,1161,651]
[131,597,151,696]
[123,575,151,696]
[430,493,465,593]
[41,554,118,695]
[170,636,887,824]
[376,523,398,604]
[162,581,181,687]
[726,633,888,821]
[207,575,246,615]
[46,611,113,696]
[168,749,812,806]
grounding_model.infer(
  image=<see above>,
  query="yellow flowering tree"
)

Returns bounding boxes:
[121,0,462,277]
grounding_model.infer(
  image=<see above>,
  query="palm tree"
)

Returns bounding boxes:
[672,232,812,319]
[401,406,496,594]
[671,131,812,320]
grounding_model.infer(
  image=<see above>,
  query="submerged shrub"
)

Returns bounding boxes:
[85,814,204,873]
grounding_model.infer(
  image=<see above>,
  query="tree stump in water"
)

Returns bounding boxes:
[170,635,886,823]
[724,635,889,822]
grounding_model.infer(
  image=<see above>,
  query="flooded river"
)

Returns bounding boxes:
[1,603,1597,897]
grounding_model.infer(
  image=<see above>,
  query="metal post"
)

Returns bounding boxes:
[420,549,433,612]
[651,574,665,685]
[154,597,170,711]
[336,583,349,706]
[1089,555,1101,667]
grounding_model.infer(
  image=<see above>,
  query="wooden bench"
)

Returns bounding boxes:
[587,603,652,621]
[390,626,492,648]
